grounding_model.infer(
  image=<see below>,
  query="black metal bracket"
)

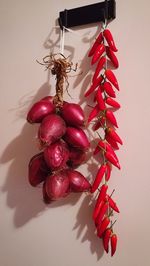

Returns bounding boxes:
[58,0,116,30]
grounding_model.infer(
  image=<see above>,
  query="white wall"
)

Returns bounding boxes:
[1,1,150,266]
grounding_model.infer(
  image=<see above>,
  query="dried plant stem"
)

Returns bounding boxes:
[37,53,77,107]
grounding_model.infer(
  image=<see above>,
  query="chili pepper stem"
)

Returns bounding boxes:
[102,32,108,71]
[108,210,113,218]
[110,219,117,229]
[109,189,115,199]
[96,131,103,140]
[95,24,108,137]
[96,132,107,154]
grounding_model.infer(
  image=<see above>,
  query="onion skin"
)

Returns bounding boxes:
[38,114,66,145]
[63,127,90,150]
[44,140,69,170]
[61,102,85,127]
[45,170,70,200]
[42,182,53,204]
[68,147,86,167]
[27,100,55,123]
[41,96,54,103]
[67,169,91,192]
[28,153,49,186]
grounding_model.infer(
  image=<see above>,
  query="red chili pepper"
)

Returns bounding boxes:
[111,234,117,256]
[104,142,119,162]
[96,88,106,111]
[106,127,123,145]
[93,140,106,155]
[97,216,110,237]
[105,163,112,181]
[107,196,120,213]
[91,44,105,65]
[93,200,104,221]
[102,82,116,98]
[91,164,107,193]
[96,140,119,164]
[88,32,103,57]
[94,140,116,157]
[103,29,118,52]
[88,104,100,123]
[106,46,119,68]
[103,228,112,253]
[96,139,118,156]
[93,121,102,131]
[88,41,99,58]
[93,116,106,131]
[97,184,108,205]
[94,186,108,223]
[93,143,101,155]
[105,134,119,150]
[96,31,104,43]
[100,84,104,92]
[92,56,106,82]
[105,69,119,91]
[105,194,120,213]
[84,75,103,97]
[106,97,121,108]
[95,201,109,226]
[105,110,118,128]
[105,151,121,169]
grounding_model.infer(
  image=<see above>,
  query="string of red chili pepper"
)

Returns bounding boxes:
[85,23,122,256]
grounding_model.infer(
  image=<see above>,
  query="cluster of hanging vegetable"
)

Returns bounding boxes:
[27,54,91,203]
[26,25,122,257]
[85,27,123,256]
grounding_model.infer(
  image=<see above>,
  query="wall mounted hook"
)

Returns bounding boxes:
[58,0,116,30]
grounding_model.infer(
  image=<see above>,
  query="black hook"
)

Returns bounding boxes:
[59,0,116,30]
[64,9,68,28]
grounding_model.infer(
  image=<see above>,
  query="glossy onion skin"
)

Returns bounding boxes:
[38,114,66,145]
[45,170,70,200]
[42,182,52,204]
[28,152,49,186]
[67,169,91,192]
[61,102,85,127]
[68,147,86,167]
[63,127,90,150]
[27,100,55,123]
[44,140,69,170]
[41,96,54,103]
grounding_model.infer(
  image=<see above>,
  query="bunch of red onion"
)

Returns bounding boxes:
[27,96,91,203]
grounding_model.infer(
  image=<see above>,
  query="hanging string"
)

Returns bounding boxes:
[59,26,83,56]
[60,26,65,55]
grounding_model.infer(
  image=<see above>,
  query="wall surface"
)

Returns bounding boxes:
[0,1,150,266]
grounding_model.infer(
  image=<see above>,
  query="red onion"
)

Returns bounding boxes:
[42,182,53,204]
[38,114,66,145]
[67,169,91,192]
[68,147,86,167]
[44,140,69,170]
[61,102,85,127]
[28,153,49,186]
[45,170,70,200]
[27,100,55,123]
[41,96,54,103]
[63,127,90,150]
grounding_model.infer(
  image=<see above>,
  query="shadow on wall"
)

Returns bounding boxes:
[0,23,104,260]
[0,83,50,227]
[73,194,104,260]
